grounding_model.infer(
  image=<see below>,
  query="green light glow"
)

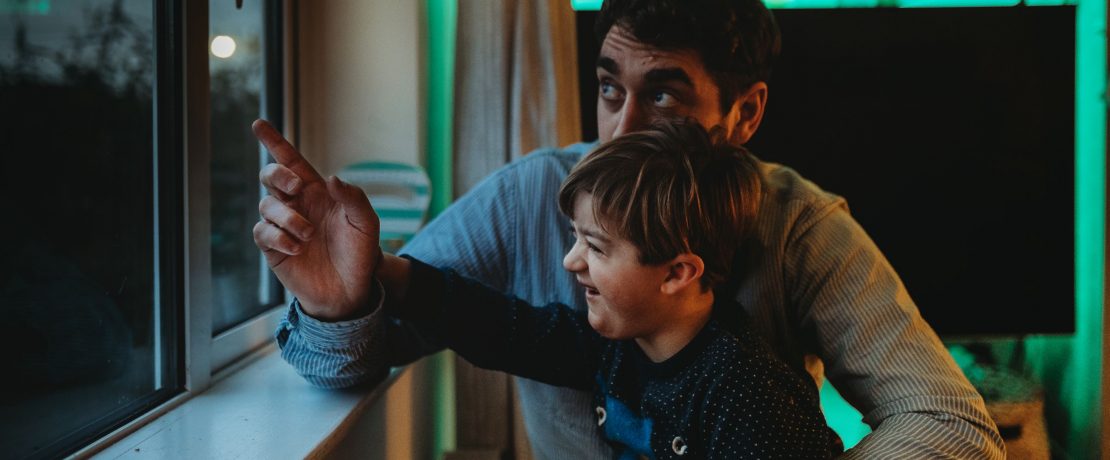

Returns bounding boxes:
[427,0,456,219]
[1064,0,1105,454]
[426,0,458,457]
[571,0,603,10]
[819,384,871,448]
[571,0,1083,8]
[0,0,49,14]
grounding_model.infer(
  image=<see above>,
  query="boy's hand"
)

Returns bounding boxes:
[252,119,383,321]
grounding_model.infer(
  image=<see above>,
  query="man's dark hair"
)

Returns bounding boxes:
[595,0,781,113]
[558,119,763,290]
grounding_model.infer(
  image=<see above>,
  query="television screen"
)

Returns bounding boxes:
[577,7,1076,335]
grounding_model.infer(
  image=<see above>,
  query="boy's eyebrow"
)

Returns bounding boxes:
[579,227,612,244]
[597,56,619,75]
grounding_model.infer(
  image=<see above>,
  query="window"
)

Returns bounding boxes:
[0,0,287,456]
[209,0,284,336]
[0,0,179,458]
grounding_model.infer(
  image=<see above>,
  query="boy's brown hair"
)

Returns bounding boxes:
[558,119,763,290]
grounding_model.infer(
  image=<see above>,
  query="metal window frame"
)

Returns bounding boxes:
[74,0,295,456]
[50,0,185,457]
[207,0,288,375]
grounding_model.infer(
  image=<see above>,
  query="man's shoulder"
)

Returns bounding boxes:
[755,157,846,212]
[748,156,857,241]
[513,142,591,169]
[459,143,590,200]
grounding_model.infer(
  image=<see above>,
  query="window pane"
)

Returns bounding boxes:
[210,0,281,334]
[0,1,173,458]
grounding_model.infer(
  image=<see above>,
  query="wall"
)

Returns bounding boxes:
[297,0,425,176]
[327,360,438,460]
[295,1,434,458]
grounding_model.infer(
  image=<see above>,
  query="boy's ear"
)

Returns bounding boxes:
[660,254,705,295]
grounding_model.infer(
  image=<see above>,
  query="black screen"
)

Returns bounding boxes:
[578,7,1076,335]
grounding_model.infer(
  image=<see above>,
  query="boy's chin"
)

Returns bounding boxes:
[587,312,632,340]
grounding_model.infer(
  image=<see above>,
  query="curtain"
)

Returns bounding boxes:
[449,1,581,459]
[453,0,581,196]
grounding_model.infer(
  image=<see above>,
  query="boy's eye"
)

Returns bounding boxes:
[587,242,603,254]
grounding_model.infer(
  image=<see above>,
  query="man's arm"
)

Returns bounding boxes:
[786,205,1005,458]
[274,284,389,389]
[271,147,567,384]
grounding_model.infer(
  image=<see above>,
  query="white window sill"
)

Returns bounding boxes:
[87,346,404,459]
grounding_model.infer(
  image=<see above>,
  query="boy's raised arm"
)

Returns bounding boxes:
[384,255,600,391]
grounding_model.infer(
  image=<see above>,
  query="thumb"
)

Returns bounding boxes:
[326,176,379,236]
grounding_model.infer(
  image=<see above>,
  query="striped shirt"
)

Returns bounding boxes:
[277,142,1005,459]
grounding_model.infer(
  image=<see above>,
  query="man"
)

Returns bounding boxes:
[254,0,1005,457]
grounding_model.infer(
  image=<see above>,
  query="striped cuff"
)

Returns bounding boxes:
[286,279,386,347]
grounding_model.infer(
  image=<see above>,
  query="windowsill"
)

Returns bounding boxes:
[89,345,404,459]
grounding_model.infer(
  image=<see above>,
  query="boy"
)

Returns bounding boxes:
[353,121,843,458]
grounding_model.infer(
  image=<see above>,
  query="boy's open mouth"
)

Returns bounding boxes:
[577,278,600,296]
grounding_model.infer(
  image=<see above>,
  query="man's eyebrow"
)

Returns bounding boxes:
[597,56,619,75]
[644,68,694,87]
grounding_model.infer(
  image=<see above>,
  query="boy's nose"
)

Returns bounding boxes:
[563,243,587,273]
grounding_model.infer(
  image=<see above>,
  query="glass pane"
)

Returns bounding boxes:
[210,0,281,334]
[0,0,167,458]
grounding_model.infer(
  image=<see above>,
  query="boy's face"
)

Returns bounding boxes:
[595,26,740,143]
[563,193,673,340]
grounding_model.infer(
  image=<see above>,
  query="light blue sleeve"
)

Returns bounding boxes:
[275,287,388,389]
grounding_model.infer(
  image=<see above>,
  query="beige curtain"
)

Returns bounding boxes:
[452,0,581,196]
[447,1,580,459]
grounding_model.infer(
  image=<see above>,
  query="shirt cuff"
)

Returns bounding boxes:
[285,279,386,347]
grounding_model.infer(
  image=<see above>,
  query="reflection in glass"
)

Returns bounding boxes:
[0,1,164,458]
[210,0,282,334]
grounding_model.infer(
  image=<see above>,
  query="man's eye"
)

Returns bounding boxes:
[652,91,678,108]
[599,81,622,101]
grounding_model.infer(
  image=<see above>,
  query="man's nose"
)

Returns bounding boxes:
[612,100,647,138]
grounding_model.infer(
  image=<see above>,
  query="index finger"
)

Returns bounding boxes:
[253,119,324,183]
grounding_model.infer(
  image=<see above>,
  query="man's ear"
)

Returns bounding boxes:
[724,81,769,145]
[661,254,705,295]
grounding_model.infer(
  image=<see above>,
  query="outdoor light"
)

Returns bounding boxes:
[211,35,236,58]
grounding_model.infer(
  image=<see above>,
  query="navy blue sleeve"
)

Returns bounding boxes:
[393,256,601,391]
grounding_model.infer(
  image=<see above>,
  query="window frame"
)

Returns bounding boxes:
[205,0,288,374]
[71,0,295,456]
[185,0,291,389]
[20,0,187,457]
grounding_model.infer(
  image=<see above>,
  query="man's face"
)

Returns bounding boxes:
[595,26,737,142]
